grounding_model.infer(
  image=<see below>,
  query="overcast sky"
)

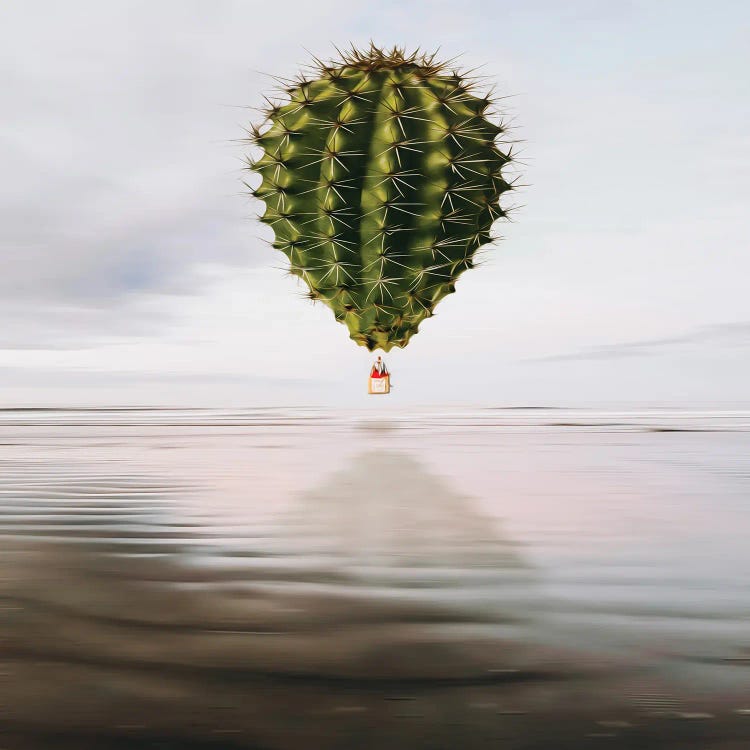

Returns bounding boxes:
[1,0,748,406]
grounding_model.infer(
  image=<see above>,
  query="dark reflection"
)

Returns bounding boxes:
[1,451,749,749]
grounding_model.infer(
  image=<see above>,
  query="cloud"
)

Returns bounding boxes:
[530,322,750,362]
[0,1,311,345]
[1,7,254,292]
[0,295,180,350]
[0,365,323,388]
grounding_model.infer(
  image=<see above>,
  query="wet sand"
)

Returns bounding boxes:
[1,407,749,748]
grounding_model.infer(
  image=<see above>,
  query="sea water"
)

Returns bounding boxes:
[1,407,749,748]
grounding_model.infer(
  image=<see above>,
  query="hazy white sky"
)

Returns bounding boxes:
[1,0,748,406]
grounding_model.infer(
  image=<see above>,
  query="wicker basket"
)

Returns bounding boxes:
[368,374,391,395]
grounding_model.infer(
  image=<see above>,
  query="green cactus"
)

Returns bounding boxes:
[247,44,514,351]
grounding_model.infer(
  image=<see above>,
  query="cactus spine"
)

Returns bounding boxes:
[248,45,514,351]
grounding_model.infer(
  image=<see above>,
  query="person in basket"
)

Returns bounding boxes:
[370,356,387,378]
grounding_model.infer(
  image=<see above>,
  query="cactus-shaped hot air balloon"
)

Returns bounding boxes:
[247,44,515,351]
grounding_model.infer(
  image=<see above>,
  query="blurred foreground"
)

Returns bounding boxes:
[1,407,749,749]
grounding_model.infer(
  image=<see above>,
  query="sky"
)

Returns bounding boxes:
[1,0,749,406]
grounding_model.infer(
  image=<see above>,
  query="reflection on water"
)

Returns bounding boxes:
[1,407,750,749]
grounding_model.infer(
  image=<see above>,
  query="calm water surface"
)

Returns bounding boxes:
[1,407,749,749]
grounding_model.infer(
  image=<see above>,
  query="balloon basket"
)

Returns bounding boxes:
[368,375,391,395]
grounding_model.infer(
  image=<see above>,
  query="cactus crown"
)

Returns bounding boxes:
[247,44,515,351]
